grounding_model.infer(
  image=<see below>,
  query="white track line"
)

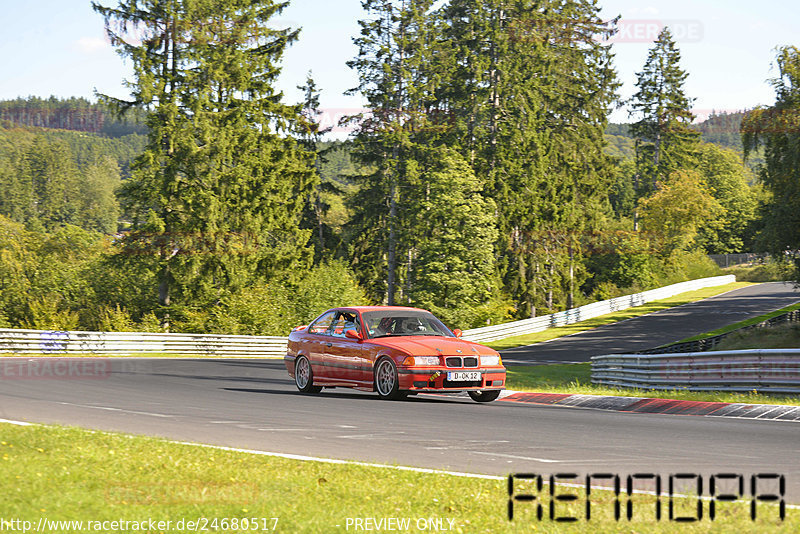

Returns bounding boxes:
[0,418,33,426]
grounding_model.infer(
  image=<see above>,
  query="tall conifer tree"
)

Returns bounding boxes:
[629,28,699,198]
[438,0,617,316]
[347,0,436,305]
[94,0,314,328]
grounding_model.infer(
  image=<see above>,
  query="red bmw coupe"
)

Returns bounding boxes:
[285,306,506,402]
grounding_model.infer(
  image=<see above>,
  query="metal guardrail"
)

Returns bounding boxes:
[0,276,738,356]
[462,275,736,343]
[591,350,800,394]
[0,329,287,357]
[638,309,800,354]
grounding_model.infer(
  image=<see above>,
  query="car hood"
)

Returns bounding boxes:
[365,336,497,356]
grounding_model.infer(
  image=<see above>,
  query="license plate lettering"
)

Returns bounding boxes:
[447,371,481,381]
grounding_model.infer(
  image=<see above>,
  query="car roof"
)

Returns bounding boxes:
[338,306,428,313]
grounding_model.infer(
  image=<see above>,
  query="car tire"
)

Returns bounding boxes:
[468,390,501,403]
[295,355,322,393]
[374,358,406,400]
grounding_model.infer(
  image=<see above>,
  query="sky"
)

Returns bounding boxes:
[0,0,798,129]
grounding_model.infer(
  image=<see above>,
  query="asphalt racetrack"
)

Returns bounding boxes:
[1,359,799,499]
[0,282,799,498]
[501,281,800,364]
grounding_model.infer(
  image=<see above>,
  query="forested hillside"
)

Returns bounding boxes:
[605,110,764,172]
[0,96,146,136]
[0,121,145,233]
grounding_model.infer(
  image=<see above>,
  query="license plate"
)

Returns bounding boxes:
[447,371,481,381]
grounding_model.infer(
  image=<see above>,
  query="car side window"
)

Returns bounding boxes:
[308,311,336,335]
[330,312,359,338]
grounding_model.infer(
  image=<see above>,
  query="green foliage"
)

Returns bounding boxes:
[0,216,36,324]
[31,225,106,315]
[296,75,350,261]
[96,305,138,332]
[608,158,637,219]
[201,283,296,336]
[174,260,368,336]
[19,137,81,228]
[584,229,658,295]
[726,259,797,282]
[584,227,722,297]
[1,4,777,334]
[657,249,723,284]
[603,134,635,160]
[347,0,619,319]
[0,219,368,335]
[0,218,109,329]
[20,296,81,331]
[742,45,800,255]
[289,260,369,326]
[692,110,746,151]
[639,170,723,252]
[694,143,758,253]
[715,322,800,351]
[0,126,130,233]
[402,148,512,328]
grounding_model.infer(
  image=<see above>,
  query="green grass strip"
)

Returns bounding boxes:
[505,362,800,406]
[486,282,754,351]
[0,423,794,533]
[675,301,800,343]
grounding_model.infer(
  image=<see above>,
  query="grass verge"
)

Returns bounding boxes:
[723,262,796,283]
[675,301,800,343]
[0,423,794,533]
[504,362,800,406]
[713,323,800,351]
[486,282,754,351]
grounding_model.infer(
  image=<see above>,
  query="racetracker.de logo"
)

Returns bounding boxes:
[0,359,111,380]
[603,19,704,43]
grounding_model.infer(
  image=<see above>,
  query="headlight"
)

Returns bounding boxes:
[402,356,440,366]
[481,355,501,366]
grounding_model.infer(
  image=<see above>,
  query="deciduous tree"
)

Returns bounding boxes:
[742,45,800,253]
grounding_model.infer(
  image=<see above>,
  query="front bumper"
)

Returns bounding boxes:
[398,367,506,391]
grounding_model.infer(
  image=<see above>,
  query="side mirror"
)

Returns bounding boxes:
[345,329,363,341]
[453,328,463,338]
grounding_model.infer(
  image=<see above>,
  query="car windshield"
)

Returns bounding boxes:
[361,310,454,339]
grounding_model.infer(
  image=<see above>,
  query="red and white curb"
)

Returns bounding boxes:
[497,391,800,421]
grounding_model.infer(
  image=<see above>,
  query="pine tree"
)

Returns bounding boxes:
[629,28,699,198]
[94,0,315,328]
[346,0,438,305]
[346,0,619,317]
[403,146,509,328]
[296,72,343,261]
[439,0,617,316]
